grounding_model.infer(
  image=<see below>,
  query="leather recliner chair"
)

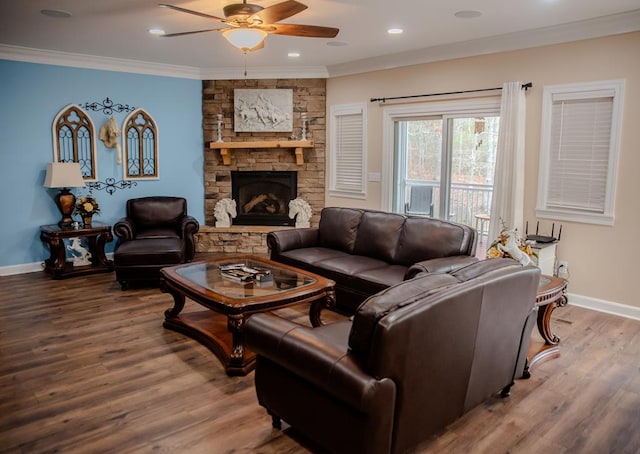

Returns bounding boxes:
[113,196,199,289]
[244,258,540,454]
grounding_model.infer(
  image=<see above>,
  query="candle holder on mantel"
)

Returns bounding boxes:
[301,113,308,141]
[216,113,224,142]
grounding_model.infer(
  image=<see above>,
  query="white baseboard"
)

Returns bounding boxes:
[0,253,115,277]
[568,292,640,321]
[0,261,44,276]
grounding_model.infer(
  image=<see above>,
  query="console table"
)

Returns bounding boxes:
[40,222,114,279]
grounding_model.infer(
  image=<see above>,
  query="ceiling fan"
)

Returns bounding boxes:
[159,0,339,52]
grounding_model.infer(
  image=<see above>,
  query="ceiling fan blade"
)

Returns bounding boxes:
[252,0,307,25]
[159,4,227,23]
[271,23,339,38]
[161,29,227,37]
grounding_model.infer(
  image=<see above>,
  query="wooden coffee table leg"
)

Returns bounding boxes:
[161,279,186,318]
[310,288,336,327]
[227,315,248,374]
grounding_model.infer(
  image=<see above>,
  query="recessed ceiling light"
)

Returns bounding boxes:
[40,9,72,18]
[148,28,166,36]
[326,41,348,47]
[454,10,482,19]
[387,28,403,35]
[288,52,300,58]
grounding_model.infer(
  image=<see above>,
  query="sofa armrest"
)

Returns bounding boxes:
[113,217,135,241]
[180,215,200,261]
[245,313,395,412]
[267,228,319,256]
[405,256,479,279]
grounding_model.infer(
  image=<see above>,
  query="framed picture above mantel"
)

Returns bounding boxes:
[234,89,293,133]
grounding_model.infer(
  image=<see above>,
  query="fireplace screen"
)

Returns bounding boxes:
[231,171,297,226]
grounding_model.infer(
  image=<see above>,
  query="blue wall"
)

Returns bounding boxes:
[0,59,204,268]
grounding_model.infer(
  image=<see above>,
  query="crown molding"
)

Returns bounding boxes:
[0,43,330,80]
[199,65,329,80]
[0,44,204,79]
[327,9,640,77]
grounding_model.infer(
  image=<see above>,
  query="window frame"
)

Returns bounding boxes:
[381,98,501,211]
[536,79,625,226]
[328,102,367,199]
[51,104,97,181]
[122,108,160,180]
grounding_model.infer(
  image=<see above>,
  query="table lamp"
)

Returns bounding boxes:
[44,162,86,227]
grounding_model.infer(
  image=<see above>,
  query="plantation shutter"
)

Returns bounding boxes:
[330,103,366,198]
[547,92,614,213]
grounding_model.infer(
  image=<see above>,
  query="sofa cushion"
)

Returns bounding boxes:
[348,265,409,297]
[394,217,474,266]
[135,226,180,239]
[114,238,184,266]
[315,255,389,277]
[318,208,363,253]
[353,211,406,263]
[279,247,352,266]
[348,273,460,356]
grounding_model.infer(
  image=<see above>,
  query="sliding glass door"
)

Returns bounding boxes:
[393,115,499,230]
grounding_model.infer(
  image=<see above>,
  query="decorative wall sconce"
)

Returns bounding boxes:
[301,113,308,141]
[87,178,137,195]
[216,113,224,142]
[82,97,134,115]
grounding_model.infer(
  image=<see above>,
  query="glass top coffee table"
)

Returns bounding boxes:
[160,255,336,376]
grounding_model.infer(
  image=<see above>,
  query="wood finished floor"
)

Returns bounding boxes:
[1,258,639,453]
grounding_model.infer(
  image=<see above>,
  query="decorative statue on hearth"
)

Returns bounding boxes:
[288,198,312,228]
[214,198,237,228]
[67,237,92,266]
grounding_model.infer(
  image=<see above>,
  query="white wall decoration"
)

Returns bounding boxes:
[234,89,293,132]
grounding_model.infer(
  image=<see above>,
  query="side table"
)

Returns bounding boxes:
[524,274,568,376]
[40,222,114,279]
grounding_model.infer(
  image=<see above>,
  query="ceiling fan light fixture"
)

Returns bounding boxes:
[222,28,268,51]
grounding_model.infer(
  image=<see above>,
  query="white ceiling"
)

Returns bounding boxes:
[1,0,639,79]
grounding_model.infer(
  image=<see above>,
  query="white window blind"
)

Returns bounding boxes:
[536,80,624,225]
[547,96,613,212]
[329,103,366,198]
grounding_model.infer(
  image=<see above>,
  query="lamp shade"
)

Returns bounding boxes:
[44,162,86,189]
[222,28,267,51]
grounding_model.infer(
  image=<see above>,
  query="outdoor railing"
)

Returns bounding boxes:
[404,181,493,227]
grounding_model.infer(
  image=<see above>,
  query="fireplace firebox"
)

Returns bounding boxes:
[231,171,297,226]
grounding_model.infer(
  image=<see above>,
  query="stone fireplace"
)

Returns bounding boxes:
[232,171,297,226]
[196,78,326,255]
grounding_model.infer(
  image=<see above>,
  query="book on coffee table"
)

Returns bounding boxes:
[220,263,272,283]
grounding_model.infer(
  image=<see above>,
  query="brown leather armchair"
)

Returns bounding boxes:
[244,258,540,454]
[113,196,199,289]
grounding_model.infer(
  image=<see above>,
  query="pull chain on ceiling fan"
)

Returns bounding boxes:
[159,0,339,52]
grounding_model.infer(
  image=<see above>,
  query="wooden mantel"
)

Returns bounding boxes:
[208,140,314,165]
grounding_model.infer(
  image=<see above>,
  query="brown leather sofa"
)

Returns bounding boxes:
[244,258,540,454]
[113,196,199,289]
[267,207,478,313]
